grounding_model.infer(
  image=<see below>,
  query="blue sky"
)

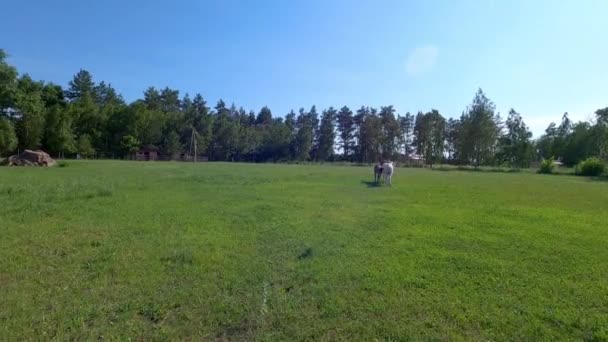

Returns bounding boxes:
[2,0,607,136]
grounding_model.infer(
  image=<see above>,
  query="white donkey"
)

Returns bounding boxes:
[382,161,394,186]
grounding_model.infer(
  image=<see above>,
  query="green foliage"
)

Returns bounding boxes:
[293,108,313,161]
[94,81,123,108]
[0,49,18,112]
[561,122,595,166]
[255,106,272,125]
[0,116,17,156]
[133,103,166,147]
[336,106,355,160]
[457,89,500,167]
[414,109,446,166]
[316,107,336,161]
[398,112,415,159]
[444,117,459,162]
[536,113,601,167]
[66,69,95,101]
[120,135,140,157]
[593,111,608,160]
[309,105,320,159]
[69,92,104,150]
[163,130,182,159]
[538,157,555,174]
[536,122,557,160]
[14,75,46,150]
[575,157,605,176]
[258,119,291,162]
[77,134,95,158]
[378,106,400,160]
[499,109,533,168]
[44,104,75,156]
[597,107,608,126]
[1,50,608,167]
[355,106,382,163]
[210,100,239,161]
[181,93,213,156]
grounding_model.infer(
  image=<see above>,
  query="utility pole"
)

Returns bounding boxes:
[191,126,197,163]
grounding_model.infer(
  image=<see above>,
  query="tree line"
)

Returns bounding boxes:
[1,49,607,167]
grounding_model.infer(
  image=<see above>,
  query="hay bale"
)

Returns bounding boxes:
[0,150,56,167]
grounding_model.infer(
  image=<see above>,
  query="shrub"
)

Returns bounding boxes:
[538,158,555,174]
[58,161,69,168]
[575,157,605,176]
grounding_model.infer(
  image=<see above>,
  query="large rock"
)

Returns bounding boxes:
[0,150,56,167]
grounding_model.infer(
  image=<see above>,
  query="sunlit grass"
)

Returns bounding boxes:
[1,161,607,340]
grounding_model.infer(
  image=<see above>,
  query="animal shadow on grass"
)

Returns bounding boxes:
[297,247,313,260]
[361,180,381,188]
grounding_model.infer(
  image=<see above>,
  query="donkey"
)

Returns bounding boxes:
[382,161,394,186]
[374,162,383,183]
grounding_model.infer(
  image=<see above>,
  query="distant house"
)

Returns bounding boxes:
[134,147,209,162]
[135,146,160,161]
[396,153,425,167]
[409,154,423,161]
[178,153,209,162]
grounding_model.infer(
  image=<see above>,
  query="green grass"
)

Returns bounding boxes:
[1,161,607,340]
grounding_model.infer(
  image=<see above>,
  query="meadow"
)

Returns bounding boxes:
[1,161,607,340]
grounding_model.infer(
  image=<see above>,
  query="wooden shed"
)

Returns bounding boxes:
[135,146,160,161]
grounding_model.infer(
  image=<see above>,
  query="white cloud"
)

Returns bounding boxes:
[405,45,439,76]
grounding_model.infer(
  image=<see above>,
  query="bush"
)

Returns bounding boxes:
[538,158,555,174]
[575,157,605,176]
[58,161,69,168]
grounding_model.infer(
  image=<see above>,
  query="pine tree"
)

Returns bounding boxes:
[499,109,532,168]
[294,108,313,161]
[316,107,336,161]
[413,110,446,166]
[256,106,272,126]
[457,89,500,167]
[95,81,124,107]
[421,110,446,167]
[211,100,239,161]
[445,118,459,163]
[398,112,414,160]
[309,105,320,160]
[379,106,399,160]
[336,106,355,160]
[181,94,212,156]
[412,111,426,158]
[355,107,381,163]
[66,69,95,101]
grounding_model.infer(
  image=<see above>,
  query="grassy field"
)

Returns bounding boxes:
[1,161,607,340]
